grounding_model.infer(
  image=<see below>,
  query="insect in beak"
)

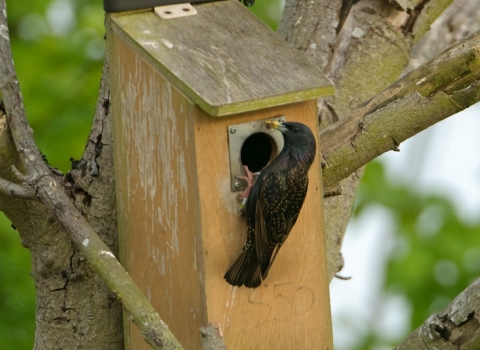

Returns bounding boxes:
[264,120,287,133]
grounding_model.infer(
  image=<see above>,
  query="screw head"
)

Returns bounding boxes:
[234,181,241,189]
[230,128,236,134]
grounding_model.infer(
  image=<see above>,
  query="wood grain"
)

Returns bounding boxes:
[193,100,333,350]
[110,1,333,116]
[110,31,206,350]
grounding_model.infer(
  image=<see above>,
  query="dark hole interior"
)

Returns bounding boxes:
[240,132,276,173]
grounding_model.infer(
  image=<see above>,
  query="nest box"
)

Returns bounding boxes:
[107,2,334,349]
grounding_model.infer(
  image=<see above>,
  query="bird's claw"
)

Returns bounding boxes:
[236,166,254,201]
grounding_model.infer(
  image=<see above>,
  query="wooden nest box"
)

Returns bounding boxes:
[107,1,334,349]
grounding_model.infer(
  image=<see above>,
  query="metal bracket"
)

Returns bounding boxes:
[228,116,286,192]
[154,4,197,19]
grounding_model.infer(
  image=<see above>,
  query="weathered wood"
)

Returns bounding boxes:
[110,30,204,350]
[110,1,333,117]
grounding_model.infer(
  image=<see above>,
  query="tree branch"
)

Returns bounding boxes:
[0,175,36,199]
[200,323,227,350]
[394,278,480,349]
[320,31,480,194]
[0,2,183,349]
[279,0,459,281]
[0,107,34,199]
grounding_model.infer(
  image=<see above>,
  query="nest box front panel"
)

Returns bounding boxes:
[192,101,333,350]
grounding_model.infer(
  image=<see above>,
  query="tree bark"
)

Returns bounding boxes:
[0,28,124,350]
[278,0,477,280]
[394,278,480,349]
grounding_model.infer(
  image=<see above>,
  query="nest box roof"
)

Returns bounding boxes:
[110,1,334,116]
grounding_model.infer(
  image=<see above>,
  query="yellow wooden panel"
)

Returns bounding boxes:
[193,100,333,350]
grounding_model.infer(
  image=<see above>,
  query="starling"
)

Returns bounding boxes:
[337,0,360,34]
[224,121,316,288]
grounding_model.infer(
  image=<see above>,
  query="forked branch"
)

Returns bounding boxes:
[320,31,480,195]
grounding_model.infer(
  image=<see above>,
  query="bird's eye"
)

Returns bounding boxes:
[293,127,299,133]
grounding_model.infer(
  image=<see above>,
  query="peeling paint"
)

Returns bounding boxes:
[116,44,203,330]
[139,40,158,48]
[160,39,173,49]
[193,236,197,270]
[222,287,237,329]
[179,151,188,210]
[160,253,165,275]
[152,244,157,263]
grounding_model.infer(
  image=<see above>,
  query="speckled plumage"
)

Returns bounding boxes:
[224,121,316,288]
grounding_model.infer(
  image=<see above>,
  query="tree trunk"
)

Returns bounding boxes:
[0,57,124,348]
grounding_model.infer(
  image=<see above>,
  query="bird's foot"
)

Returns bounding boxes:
[236,166,255,216]
[236,166,254,201]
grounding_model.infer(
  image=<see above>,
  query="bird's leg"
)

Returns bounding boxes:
[236,166,255,216]
[236,166,254,199]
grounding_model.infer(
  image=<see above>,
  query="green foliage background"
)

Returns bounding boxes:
[1,0,478,349]
[349,161,480,349]
[2,0,105,348]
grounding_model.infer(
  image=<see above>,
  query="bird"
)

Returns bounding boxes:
[224,120,316,288]
[337,0,360,34]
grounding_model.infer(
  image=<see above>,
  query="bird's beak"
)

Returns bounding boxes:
[264,120,287,133]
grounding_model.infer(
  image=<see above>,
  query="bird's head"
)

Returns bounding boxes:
[264,120,316,163]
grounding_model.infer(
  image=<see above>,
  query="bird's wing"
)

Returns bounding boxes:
[254,170,303,275]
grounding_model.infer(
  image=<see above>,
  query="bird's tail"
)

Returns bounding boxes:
[224,249,262,288]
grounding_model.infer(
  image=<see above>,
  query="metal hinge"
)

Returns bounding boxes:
[154,4,197,19]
